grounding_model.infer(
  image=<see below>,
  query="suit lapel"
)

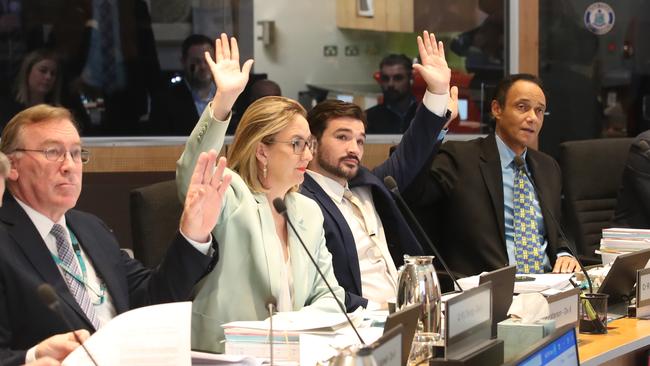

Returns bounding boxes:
[0,196,95,328]
[253,193,283,301]
[284,194,310,308]
[479,136,506,245]
[525,152,556,251]
[65,212,129,314]
[302,175,362,294]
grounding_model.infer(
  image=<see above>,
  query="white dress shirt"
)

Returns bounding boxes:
[307,171,398,310]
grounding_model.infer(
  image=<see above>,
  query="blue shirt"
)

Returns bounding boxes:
[190,81,216,116]
[495,135,551,270]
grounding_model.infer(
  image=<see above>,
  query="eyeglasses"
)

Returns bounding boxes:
[266,137,315,155]
[14,147,90,164]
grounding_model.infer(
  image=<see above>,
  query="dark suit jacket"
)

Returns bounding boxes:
[0,195,217,365]
[300,104,448,311]
[157,79,200,136]
[406,134,567,278]
[613,130,650,228]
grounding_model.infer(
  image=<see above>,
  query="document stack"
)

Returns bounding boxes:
[599,228,650,264]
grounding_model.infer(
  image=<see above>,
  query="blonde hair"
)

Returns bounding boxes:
[14,49,62,106]
[1,104,77,155]
[229,96,307,193]
[0,152,9,177]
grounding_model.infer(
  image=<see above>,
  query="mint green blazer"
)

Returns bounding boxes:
[176,107,345,353]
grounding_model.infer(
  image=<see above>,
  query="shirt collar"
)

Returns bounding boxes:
[14,196,67,241]
[495,134,528,170]
[306,170,348,204]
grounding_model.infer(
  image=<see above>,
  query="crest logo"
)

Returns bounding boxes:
[584,2,615,35]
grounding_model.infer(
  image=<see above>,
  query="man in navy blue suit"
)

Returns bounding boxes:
[0,104,229,365]
[301,31,457,311]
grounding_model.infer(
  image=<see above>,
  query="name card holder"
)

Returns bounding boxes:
[636,268,650,319]
[544,287,580,328]
[429,282,504,366]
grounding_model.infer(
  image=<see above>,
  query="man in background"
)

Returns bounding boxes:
[160,34,215,135]
[365,54,417,134]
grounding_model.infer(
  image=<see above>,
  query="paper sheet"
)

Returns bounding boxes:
[63,302,191,366]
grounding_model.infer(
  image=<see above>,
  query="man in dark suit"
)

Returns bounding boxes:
[0,104,230,365]
[406,73,579,279]
[301,31,457,311]
[613,130,650,228]
[157,34,215,136]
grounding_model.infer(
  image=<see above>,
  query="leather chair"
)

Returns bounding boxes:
[130,180,183,268]
[559,138,634,261]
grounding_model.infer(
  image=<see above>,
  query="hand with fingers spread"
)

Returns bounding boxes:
[413,30,452,95]
[206,33,254,121]
[180,150,232,243]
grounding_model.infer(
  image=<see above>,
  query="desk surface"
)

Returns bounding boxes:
[579,317,650,365]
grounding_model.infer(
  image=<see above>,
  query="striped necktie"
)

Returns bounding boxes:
[51,224,101,329]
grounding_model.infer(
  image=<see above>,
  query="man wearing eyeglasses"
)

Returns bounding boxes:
[0,104,229,365]
[302,31,458,311]
[365,53,417,134]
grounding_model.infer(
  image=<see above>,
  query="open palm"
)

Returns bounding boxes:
[413,31,451,95]
[205,33,254,103]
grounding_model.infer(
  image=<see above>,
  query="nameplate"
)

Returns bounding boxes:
[637,268,650,318]
[544,288,580,327]
[372,327,401,366]
[446,282,492,339]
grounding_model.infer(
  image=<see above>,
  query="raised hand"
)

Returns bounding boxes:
[206,33,255,120]
[413,30,451,95]
[180,151,232,242]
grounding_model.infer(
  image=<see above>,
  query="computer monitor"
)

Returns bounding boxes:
[598,248,650,304]
[505,324,579,366]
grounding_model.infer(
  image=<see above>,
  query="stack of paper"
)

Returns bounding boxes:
[599,228,650,263]
[223,311,362,364]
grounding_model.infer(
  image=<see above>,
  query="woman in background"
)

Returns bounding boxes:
[176,34,344,353]
[0,49,62,130]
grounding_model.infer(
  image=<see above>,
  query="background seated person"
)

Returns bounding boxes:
[176,34,344,353]
[0,105,223,365]
[405,74,579,280]
[366,53,416,134]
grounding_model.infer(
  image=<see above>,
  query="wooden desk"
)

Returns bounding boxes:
[579,317,650,365]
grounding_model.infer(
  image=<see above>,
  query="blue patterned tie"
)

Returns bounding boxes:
[51,224,101,329]
[513,163,544,273]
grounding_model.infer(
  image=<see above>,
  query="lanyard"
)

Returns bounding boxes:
[50,227,106,303]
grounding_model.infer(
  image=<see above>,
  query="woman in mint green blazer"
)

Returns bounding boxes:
[176,34,344,353]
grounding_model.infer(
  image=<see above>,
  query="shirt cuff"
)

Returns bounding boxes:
[556,251,573,257]
[207,102,231,123]
[180,230,214,256]
[422,90,449,118]
[437,128,449,142]
[365,300,386,311]
[26,345,37,363]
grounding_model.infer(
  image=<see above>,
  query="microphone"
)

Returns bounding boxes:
[37,283,100,366]
[272,198,365,345]
[512,156,594,293]
[266,296,277,366]
[383,176,463,292]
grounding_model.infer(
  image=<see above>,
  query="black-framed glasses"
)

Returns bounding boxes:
[267,137,315,155]
[14,147,90,164]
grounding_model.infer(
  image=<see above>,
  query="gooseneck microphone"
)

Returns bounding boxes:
[512,156,594,293]
[266,296,277,366]
[383,176,463,292]
[37,283,100,366]
[272,198,365,345]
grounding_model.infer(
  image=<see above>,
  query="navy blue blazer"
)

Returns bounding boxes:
[300,104,448,311]
[0,195,217,365]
